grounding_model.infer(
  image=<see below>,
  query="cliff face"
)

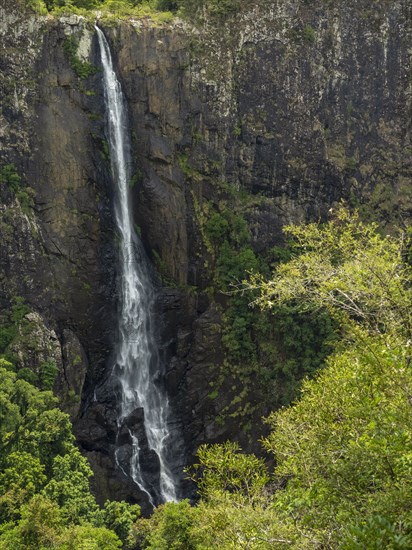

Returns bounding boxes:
[1,0,411,506]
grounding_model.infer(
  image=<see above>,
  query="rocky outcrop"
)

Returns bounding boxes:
[0,0,411,508]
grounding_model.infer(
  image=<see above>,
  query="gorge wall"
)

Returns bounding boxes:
[1,0,411,507]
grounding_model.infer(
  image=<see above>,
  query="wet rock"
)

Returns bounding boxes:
[56,328,88,419]
[76,403,118,451]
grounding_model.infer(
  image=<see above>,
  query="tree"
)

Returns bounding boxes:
[187,443,309,549]
[57,524,122,549]
[263,332,412,547]
[141,500,198,550]
[101,500,140,549]
[252,207,412,547]
[0,368,103,540]
[0,495,123,550]
[0,495,63,550]
[248,207,411,338]
[0,357,140,547]
[140,444,312,549]
[0,453,46,522]
[191,442,269,503]
[43,447,99,523]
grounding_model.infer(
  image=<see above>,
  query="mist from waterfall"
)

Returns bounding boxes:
[95,25,178,505]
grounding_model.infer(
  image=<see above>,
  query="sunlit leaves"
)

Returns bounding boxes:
[250,207,412,340]
[191,442,270,504]
[253,208,412,546]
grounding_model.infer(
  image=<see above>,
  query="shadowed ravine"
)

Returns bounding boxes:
[95,26,178,506]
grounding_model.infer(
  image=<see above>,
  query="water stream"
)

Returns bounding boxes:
[95,26,177,505]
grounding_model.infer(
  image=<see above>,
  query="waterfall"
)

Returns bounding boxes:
[95,26,178,505]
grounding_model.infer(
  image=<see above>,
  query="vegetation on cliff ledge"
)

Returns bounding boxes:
[191,182,337,423]
[22,0,241,20]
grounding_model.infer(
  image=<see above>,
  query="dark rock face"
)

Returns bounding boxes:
[0,5,127,503]
[0,0,411,507]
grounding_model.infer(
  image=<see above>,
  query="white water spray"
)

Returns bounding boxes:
[95,26,177,504]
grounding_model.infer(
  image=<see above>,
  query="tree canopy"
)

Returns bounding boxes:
[136,208,412,549]
[0,362,140,549]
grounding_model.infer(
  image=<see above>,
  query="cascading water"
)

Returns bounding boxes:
[95,26,178,505]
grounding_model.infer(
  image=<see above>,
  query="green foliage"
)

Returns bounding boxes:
[22,0,48,14]
[176,0,240,18]
[10,296,30,323]
[57,524,122,549]
[204,211,230,244]
[63,37,98,79]
[101,500,140,548]
[142,500,198,550]
[27,0,176,20]
[0,364,133,547]
[100,139,110,161]
[0,494,64,550]
[191,442,269,502]
[198,201,258,360]
[0,164,22,192]
[0,453,46,522]
[47,0,239,18]
[0,495,122,550]
[39,359,59,390]
[23,0,243,20]
[15,368,38,385]
[251,206,412,339]
[178,153,201,180]
[129,167,143,188]
[263,329,412,546]
[200,202,257,290]
[199,197,335,412]
[302,24,316,43]
[140,444,310,549]
[254,306,337,407]
[345,155,357,170]
[0,165,35,213]
[221,293,257,362]
[0,299,59,390]
[0,366,70,491]
[0,313,140,546]
[155,0,178,11]
[0,323,15,356]
[200,203,262,371]
[44,0,100,11]
[0,297,29,354]
[343,515,412,550]
[43,447,99,523]
[255,208,412,546]
[152,249,175,285]
[216,241,259,290]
